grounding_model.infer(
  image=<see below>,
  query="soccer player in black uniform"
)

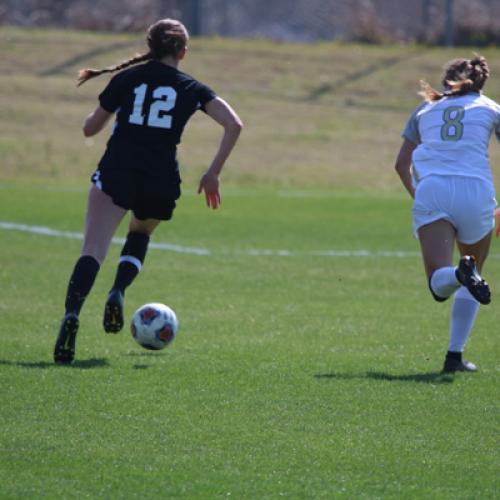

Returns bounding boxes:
[54,18,243,364]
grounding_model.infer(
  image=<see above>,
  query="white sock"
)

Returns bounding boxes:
[448,286,480,352]
[430,266,460,299]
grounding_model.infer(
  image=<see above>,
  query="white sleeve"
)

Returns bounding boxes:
[402,106,423,144]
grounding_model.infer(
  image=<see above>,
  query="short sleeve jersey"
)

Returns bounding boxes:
[99,60,216,149]
[402,92,500,183]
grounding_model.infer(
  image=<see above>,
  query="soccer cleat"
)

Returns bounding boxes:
[442,357,478,373]
[455,256,491,305]
[103,289,124,333]
[54,313,79,365]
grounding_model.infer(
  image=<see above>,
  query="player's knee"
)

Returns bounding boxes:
[80,244,107,266]
[428,273,449,302]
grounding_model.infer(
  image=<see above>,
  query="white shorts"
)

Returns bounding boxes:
[412,175,496,244]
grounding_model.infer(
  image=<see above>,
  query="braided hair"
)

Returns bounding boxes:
[77,19,189,86]
[419,55,490,102]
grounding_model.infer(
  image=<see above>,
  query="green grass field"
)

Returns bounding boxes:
[0,28,499,498]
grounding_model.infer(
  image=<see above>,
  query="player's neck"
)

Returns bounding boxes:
[158,56,179,69]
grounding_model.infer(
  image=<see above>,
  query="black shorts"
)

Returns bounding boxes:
[92,167,181,221]
[93,139,181,220]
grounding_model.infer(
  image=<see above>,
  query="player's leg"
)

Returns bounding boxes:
[442,175,495,372]
[103,215,161,333]
[104,171,179,333]
[443,231,492,373]
[455,231,492,299]
[418,219,460,301]
[54,185,127,364]
[67,184,128,313]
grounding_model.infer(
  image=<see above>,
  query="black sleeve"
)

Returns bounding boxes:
[98,74,122,113]
[196,82,217,112]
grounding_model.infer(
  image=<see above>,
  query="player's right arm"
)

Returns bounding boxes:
[394,138,417,199]
[83,105,113,137]
[83,72,122,137]
[396,104,424,198]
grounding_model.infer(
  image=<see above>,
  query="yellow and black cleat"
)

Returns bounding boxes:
[103,289,124,334]
[54,313,79,365]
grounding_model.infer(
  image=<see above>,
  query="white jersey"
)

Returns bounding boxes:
[402,92,500,183]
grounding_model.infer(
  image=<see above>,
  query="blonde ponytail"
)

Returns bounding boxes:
[419,80,444,102]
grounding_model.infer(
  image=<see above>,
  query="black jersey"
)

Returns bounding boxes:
[92,61,215,218]
[99,60,216,149]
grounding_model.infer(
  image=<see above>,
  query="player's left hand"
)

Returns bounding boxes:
[197,172,221,209]
[495,207,500,237]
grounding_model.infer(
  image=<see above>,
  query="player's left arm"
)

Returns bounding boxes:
[394,138,417,199]
[83,105,113,137]
[198,97,243,209]
[493,108,500,236]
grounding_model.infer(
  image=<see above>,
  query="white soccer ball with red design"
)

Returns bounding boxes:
[131,303,178,350]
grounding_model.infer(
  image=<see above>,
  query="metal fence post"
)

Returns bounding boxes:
[190,0,201,36]
[420,0,431,42]
[445,0,454,46]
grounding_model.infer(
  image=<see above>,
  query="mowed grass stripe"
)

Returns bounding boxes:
[3,220,500,260]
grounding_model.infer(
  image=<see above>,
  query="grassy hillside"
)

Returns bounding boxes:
[1,27,499,190]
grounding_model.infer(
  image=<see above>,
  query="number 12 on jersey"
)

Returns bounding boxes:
[129,84,177,129]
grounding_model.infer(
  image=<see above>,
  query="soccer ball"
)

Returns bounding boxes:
[131,303,178,350]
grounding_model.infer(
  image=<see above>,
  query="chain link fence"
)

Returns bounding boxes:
[1,0,499,44]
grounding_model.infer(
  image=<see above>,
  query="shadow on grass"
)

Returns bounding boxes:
[0,358,109,369]
[38,41,137,76]
[315,371,454,384]
[123,351,167,357]
[308,50,427,100]
[124,352,168,369]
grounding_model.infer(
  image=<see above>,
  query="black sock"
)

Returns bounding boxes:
[446,351,462,361]
[111,232,150,294]
[65,255,100,315]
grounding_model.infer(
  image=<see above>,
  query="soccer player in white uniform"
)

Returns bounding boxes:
[395,55,500,373]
